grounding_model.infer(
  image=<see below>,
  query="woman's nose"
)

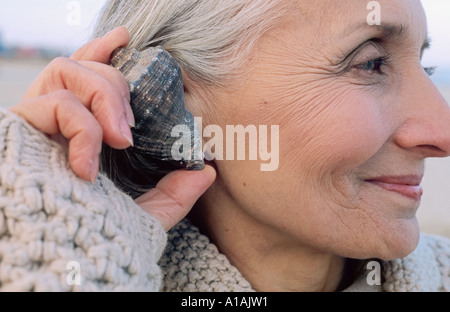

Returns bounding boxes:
[393,69,450,158]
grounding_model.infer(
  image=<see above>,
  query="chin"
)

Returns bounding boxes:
[373,218,421,261]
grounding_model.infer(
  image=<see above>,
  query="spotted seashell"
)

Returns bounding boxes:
[100,46,204,198]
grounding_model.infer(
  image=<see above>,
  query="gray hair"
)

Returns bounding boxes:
[93,0,290,86]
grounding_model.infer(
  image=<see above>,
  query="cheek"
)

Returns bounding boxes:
[211,79,394,207]
[281,87,391,179]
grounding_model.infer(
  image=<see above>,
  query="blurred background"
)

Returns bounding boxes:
[0,1,449,237]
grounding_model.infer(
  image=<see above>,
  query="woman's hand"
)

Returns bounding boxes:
[9,27,216,231]
[10,26,134,182]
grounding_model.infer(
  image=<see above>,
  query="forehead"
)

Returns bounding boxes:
[290,0,427,37]
[281,0,428,54]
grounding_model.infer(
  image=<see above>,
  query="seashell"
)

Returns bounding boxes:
[100,46,204,198]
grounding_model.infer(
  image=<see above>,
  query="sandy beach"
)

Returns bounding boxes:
[1,59,449,238]
[0,59,49,107]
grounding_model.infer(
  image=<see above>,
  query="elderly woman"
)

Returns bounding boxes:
[0,0,449,292]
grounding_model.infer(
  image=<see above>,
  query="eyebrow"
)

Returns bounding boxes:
[381,23,431,54]
[378,23,408,40]
[343,22,431,54]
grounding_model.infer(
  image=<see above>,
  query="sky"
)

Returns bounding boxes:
[0,0,106,53]
[0,0,449,68]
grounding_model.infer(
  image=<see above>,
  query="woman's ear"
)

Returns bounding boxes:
[180,66,211,118]
[180,67,195,106]
[180,67,220,170]
[180,67,193,94]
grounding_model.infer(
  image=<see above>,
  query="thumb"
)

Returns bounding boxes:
[135,165,217,232]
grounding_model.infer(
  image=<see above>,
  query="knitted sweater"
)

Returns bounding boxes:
[0,109,449,292]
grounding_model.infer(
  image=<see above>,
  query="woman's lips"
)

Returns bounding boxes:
[366,175,424,201]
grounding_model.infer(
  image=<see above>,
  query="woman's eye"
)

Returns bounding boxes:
[356,58,436,77]
[356,57,386,74]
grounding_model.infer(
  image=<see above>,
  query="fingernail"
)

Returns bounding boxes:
[102,26,120,38]
[89,156,99,183]
[103,26,127,38]
[121,115,134,146]
[102,29,115,38]
[123,97,135,128]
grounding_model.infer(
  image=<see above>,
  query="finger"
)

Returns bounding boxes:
[25,57,133,149]
[79,61,134,127]
[10,90,103,182]
[136,166,217,232]
[71,26,130,64]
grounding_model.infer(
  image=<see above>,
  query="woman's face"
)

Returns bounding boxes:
[189,0,450,260]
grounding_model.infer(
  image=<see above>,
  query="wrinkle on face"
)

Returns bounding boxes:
[194,0,432,269]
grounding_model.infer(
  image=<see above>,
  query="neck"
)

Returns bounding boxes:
[190,187,350,292]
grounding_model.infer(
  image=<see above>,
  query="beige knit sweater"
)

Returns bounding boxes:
[0,109,449,292]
